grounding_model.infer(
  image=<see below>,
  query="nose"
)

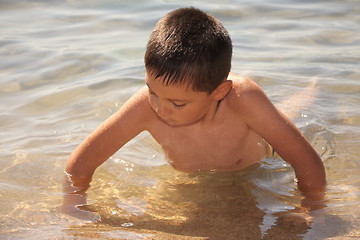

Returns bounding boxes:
[155,101,172,118]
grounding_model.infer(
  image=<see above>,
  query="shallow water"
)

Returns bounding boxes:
[1,0,359,239]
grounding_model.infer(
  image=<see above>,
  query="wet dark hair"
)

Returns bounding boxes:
[144,7,232,94]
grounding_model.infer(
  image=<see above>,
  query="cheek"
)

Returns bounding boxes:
[148,94,156,110]
[180,106,203,121]
[190,102,211,118]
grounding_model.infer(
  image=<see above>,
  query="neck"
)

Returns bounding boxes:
[200,100,223,125]
[202,86,232,124]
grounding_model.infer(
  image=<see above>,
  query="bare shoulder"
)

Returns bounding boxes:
[122,86,149,108]
[108,86,155,130]
[226,72,267,113]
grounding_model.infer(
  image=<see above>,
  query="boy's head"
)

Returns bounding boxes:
[145,7,232,94]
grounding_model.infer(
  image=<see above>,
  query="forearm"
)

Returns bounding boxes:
[63,137,109,207]
[270,121,326,192]
[65,148,98,180]
[62,171,90,213]
[62,171,99,221]
[65,126,120,179]
[63,170,91,194]
[290,148,327,209]
[292,145,326,189]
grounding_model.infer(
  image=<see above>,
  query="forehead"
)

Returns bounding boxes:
[145,72,208,100]
[145,70,192,89]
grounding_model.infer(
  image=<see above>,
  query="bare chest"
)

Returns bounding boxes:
[148,116,266,172]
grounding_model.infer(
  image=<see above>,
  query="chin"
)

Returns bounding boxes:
[159,115,201,127]
[160,118,186,127]
[164,120,183,127]
[166,119,201,127]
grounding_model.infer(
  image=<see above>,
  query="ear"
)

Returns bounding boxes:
[211,80,233,101]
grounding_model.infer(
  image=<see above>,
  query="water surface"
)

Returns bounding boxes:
[0,0,359,239]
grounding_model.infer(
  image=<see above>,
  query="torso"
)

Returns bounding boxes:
[145,80,268,172]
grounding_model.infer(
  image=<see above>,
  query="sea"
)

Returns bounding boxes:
[0,0,359,239]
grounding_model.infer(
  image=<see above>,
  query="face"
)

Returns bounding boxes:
[145,72,218,126]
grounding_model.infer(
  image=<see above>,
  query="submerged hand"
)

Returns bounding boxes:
[301,196,327,211]
[61,172,100,222]
[61,192,100,223]
[298,184,327,211]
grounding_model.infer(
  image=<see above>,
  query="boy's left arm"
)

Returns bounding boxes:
[237,79,326,207]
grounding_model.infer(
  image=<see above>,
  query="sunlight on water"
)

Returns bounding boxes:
[1,0,360,239]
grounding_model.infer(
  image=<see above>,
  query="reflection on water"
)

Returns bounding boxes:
[1,0,360,239]
[64,163,307,240]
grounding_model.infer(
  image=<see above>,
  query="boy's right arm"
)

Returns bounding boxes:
[65,87,151,179]
[62,87,152,217]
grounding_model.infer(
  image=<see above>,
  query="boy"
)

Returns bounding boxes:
[63,7,326,216]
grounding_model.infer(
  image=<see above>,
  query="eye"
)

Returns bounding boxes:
[148,88,157,96]
[172,101,186,109]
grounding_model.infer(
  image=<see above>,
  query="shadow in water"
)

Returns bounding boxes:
[61,166,349,240]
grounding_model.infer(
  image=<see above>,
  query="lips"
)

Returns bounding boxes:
[156,114,175,125]
[163,119,178,126]
[161,117,182,126]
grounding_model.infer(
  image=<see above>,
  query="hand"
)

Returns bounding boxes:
[301,195,327,211]
[61,172,100,222]
[298,183,327,211]
[61,193,100,222]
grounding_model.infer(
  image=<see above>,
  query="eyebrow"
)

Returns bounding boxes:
[146,84,187,103]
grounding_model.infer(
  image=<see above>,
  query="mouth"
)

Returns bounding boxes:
[162,118,178,126]
[157,115,182,127]
[155,113,174,124]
